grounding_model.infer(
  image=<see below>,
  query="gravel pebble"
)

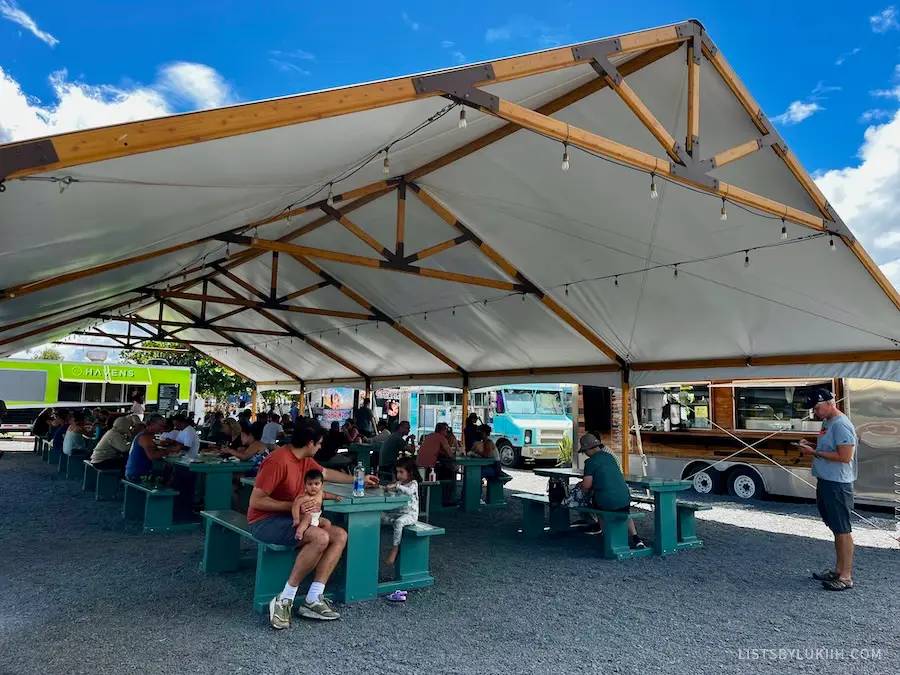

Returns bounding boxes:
[1,441,898,675]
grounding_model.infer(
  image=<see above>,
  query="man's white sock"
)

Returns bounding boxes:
[306,581,325,604]
[279,582,298,602]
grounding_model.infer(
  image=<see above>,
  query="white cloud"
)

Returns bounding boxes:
[816,107,900,286]
[268,59,310,75]
[835,47,861,66]
[484,16,570,47]
[269,49,315,61]
[860,108,893,123]
[870,6,899,32]
[156,62,234,110]
[810,81,841,99]
[772,100,823,125]
[0,63,234,143]
[441,40,455,49]
[401,11,419,31]
[451,50,467,65]
[0,0,58,47]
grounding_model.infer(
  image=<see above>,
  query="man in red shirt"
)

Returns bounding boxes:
[248,423,378,628]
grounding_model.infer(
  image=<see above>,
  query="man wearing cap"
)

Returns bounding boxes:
[797,389,857,591]
[577,433,645,549]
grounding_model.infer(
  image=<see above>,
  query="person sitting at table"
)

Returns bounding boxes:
[372,420,391,443]
[463,412,480,452]
[575,433,645,549]
[248,423,379,628]
[379,420,410,474]
[166,414,201,458]
[220,418,243,451]
[50,409,69,455]
[291,469,343,541]
[472,424,507,480]
[223,422,269,473]
[342,419,360,444]
[416,422,457,505]
[315,421,343,462]
[382,458,420,565]
[124,414,180,481]
[89,416,133,472]
[208,411,225,444]
[32,407,53,440]
[261,412,285,450]
[63,411,89,457]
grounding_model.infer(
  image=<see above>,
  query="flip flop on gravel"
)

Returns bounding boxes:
[812,570,839,581]
[386,591,407,602]
[822,578,854,591]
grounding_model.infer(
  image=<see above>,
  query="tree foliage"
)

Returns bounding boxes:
[31,346,64,360]
[120,342,251,401]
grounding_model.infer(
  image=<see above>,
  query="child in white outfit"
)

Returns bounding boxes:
[382,458,420,565]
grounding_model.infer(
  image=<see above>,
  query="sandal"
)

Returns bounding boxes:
[822,578,854,591]
[386,591,407,602]
[812,570,839,581]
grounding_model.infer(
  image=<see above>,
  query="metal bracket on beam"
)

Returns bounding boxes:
[668,158,719,190]
[676,20,717,57]
[412,64,499,111]
[824,204,855,243]
[215,232,253,246]
[570,38,621,63]
[0,140,60,180]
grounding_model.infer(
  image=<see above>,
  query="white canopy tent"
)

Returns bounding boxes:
[3,19,900,400]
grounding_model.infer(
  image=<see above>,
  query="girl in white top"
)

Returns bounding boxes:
[131,395,144,421]
[382,457,420,565]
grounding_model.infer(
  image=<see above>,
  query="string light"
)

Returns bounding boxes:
[780,218,787,241]
[561,143,570,172]
[326,184,335,207]
[452,307,456,316]
[830,236,836,252]
[382,149,390,175]
[720,198,728,221]
[744,250,750,268]
[673,264,679,279]
[458,108,467,129]
[649,174,658,200]
[614,276,619,287]
[225,244,231,260]
[424,313,427,321]
[58,177,74,194]
[522,293,526,302]
[564,285,569,297]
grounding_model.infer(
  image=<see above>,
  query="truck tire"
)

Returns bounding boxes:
[727,467,766,500]
[498,440,520,468]
[684,462,722,495]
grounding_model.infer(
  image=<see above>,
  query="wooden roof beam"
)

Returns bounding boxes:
[151,289,376,321]
[410,184,623,363]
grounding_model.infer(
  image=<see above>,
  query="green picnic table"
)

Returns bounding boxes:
[533,467,696,556]
[454,457,495,512]
[165,454,254,510]
[240,477,413,603]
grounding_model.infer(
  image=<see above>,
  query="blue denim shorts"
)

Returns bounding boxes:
[816,479,853,535]
[248,513,298,547]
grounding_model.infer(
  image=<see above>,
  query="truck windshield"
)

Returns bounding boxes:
[535,391,564,415]
[503,390,536,414]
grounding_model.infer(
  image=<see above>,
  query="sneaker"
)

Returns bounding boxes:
[268,596,292,630]
[630,537,646,550]
[812,570,839,582]
[822,578,854,591]
[584,522,603,536]
[298,595,340,621]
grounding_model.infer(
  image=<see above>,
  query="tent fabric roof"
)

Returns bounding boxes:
[4,20,900,388]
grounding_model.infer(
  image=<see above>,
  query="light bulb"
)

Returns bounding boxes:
[830,236,836,251]
[561,146,570,172]
[650,175,658,200]
[780,220,788,241]
[564,285,569,297]
[720,199,728,221]
[225,244,231,260]
[744,251,750,268]
[673,265,679,278]
[326,184,335,207]
[452,307,456,316]
[614,276,619,287]
[458,108,467,129]
[383,152,390,175]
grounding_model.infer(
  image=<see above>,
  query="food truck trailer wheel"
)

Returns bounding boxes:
[684,462,722,495]
[726,467,766,500]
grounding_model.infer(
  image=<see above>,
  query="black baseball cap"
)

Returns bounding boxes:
[804,389,834,408]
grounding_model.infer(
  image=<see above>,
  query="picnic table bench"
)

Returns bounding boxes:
[231,478,443,606]
[629,494,711,549]
[509,493,652,560]
[121,479,201,534]
[532,467,704,555]
[83,460,120,500]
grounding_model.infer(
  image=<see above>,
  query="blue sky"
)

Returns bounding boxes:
[2,1,899,171]
[4,1,900,359]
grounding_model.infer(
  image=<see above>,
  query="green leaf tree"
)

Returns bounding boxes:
[120,341,252,401]
[31,346,64,361]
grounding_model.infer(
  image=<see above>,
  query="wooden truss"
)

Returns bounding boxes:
[4,21,900,380]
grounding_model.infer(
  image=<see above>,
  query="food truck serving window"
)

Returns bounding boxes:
[637,384,711,430]
[734,380,832,432]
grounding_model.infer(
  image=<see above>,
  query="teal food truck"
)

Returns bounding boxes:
[405,384,573,467]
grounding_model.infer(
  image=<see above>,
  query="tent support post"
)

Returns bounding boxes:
[298,387,305,416]
[461,374,470,433]
[396,182,406,259]
[621,369,631,476]
[269,252,279,302]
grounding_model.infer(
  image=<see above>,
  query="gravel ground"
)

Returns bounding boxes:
[1,440,898,675]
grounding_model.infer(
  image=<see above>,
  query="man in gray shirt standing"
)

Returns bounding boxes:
[797,389,857,591]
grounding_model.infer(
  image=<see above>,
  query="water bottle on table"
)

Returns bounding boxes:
[353,462,366,497]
